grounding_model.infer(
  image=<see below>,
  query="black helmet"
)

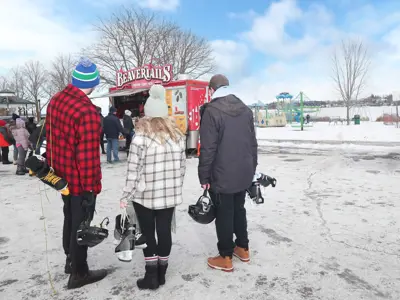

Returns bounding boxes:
[188,189,215,224]
[77,217,109,248]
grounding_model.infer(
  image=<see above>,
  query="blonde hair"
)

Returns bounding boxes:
[135,116,184,144]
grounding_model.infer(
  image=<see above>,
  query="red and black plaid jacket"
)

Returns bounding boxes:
[46,84,102,196]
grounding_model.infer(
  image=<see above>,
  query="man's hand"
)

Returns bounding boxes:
[201,184,210,190]
[82,191,95,208]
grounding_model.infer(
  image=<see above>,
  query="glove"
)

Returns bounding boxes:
[82,191,96,208]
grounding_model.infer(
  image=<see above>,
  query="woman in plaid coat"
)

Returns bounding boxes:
[120,84,186,290]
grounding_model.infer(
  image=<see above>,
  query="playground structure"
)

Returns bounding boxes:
[249,91,320,130]
[276,92,320,130]
[249,101,286,128]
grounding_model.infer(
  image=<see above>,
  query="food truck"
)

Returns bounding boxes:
[97,64,210,156]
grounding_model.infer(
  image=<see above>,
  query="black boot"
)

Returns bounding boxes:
[64,255,72,274]
[16,166,25,175]
[67,268,107,289]
[2,161,12,165]
[158,263,168,285]
[137,265,159,290]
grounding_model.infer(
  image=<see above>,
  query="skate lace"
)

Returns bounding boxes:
[42,171,61,186]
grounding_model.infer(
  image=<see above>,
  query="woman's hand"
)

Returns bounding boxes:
[120,199,128,209]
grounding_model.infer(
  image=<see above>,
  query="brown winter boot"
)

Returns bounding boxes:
[233,246,250,262]
[207,255,233,272]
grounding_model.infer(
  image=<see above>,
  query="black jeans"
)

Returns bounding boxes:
[100,132,105,153]
[62,195,96,274]
[209,190,249,257]
[133,202,175,259]
[1,146,9,162]
[125,133,132,150]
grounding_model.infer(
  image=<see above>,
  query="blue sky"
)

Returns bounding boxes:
[2,0,400,102]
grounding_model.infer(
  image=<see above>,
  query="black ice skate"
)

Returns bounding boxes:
[25,155,70,195]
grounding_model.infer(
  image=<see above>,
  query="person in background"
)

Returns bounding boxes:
[103,106,124,163]
[10,114,20,164]
[120,84,186,290]
[25,117,37,135]
[46,57,107,289]
[198,74,258,272]
[123,110,134,152]
[11,118,31,175]
[29,119,46,155]
[96,107,106,154]
[0,120,13,164]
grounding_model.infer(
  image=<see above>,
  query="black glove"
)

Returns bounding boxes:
[82,191,96,208]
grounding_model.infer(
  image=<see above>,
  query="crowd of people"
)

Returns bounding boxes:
[0,57,258,293]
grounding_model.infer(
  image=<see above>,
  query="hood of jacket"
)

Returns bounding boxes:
[209,86,248,117]
[15,118,26,129]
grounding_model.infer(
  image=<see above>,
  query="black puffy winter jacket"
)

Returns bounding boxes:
[198,87,258,194]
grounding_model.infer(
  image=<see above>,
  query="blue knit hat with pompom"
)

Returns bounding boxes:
[71,57,100,89]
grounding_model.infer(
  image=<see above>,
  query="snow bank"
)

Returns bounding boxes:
[256,122,400,144]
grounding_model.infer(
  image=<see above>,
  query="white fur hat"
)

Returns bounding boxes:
[144,84,169,118]
[125,110,132,116]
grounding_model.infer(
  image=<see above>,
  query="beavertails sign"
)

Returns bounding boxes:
[116,64,173,89]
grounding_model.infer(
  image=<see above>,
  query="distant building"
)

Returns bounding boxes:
[0,89,35,116]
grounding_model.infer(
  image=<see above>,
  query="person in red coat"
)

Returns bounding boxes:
[0,120,12,164]
[46,57,106,289]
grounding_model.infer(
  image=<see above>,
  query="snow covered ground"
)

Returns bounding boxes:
[1,146,399,300]
[256,122,400,150]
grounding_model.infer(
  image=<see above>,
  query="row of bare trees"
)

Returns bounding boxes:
[0,8,215,120]
[0,55,76,120]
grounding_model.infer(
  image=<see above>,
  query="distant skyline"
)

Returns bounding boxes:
[1,0,400,103]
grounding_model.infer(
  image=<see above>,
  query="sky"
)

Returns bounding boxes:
[2,0,400,103]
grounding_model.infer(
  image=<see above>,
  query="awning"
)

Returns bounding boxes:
[91,88,149,99]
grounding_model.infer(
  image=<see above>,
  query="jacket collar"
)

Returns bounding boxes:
[63,84,92,104]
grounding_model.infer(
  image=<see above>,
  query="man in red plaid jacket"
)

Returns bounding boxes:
[46,57,107,289]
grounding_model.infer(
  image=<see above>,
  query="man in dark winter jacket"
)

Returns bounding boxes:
[29,123,45,155]
[25,117,37,135]
[103,106,124,163]
[122,110,134,152]
[198,74,258,272]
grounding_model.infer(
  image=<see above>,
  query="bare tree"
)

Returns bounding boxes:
[0,76,8,90]
[24,61,47,121]
[7,66,27,99]
[86,7,215,86]
[45,54,77,97]
[332,39,370,125]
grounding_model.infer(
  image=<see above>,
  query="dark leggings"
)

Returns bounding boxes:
[133,202,175,258]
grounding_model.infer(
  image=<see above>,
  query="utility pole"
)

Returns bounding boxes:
[300,91,304,131]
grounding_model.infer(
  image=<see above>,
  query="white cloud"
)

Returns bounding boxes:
[85,0,179,11]
[135,0,179,11]
[0,0,96,72]
[215,0,400,103]
[210,40,249,76]
[228,10,258,20]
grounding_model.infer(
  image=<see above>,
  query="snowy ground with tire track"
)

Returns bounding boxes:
[0,145,400,300]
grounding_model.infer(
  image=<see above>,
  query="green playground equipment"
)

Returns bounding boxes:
[276,92,320,131]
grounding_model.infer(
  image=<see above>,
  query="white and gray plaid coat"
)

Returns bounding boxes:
[121,133,186,210]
